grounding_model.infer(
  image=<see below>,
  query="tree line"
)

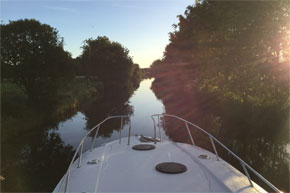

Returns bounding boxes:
[151,1,289,107]
[1,19,141,101]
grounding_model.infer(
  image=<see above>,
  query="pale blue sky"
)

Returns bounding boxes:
[1,0,194,68]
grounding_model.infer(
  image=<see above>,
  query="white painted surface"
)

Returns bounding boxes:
[54,137,266,193]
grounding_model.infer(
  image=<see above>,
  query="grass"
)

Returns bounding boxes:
[1,77,103,136]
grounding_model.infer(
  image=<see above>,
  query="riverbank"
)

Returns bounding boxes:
[2,76,102,136]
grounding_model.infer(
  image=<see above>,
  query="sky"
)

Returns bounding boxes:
[1,0,194,68]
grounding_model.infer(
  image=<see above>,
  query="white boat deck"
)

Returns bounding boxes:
[54,136,266,193]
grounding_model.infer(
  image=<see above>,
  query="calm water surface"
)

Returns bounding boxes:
[2,78,289,192]
[53,79,166,150]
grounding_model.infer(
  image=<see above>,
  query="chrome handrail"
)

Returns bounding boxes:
[151,113,281,193]
[57,115,131,193]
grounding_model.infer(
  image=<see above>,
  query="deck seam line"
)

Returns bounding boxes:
[94,143,107,193]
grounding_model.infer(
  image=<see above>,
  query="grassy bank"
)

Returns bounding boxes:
[1,76,102,137]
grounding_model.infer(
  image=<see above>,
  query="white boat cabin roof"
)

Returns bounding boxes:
[54,136,266,193]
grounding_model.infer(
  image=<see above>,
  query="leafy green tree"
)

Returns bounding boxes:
[1,19,74,100]
[73,56,86,76]
[163,1,289,106]
[80,36,139,96]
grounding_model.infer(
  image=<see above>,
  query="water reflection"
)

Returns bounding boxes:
[1,103,78,192]
[2,131,74,192]
[128,79,166,138]
[1,78,165,192]
[50,112,87,149]
[82,98,133,138]
[53,79,165,151]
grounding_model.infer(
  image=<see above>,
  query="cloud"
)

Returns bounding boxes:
[42,6,79,14]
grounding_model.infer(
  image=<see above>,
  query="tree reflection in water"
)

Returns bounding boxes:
[2,131,74,192]
[1,81,138,192]
[82,98,133,139]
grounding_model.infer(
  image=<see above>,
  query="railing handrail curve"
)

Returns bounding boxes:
[58,115,130,193]
[151,113,281,193]
[58,113,281,193]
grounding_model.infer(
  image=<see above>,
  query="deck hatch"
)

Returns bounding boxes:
[155,162,187,174]
[132,144,155,150]
[139,135,160,143]
[198,154,210,159]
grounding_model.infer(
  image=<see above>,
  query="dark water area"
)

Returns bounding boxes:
[1,78,289,192]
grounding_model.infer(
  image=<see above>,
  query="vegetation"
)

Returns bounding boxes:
[79,36,141,97]
[1,19,141,103]
[1,19,74,101]
[150,1,289,191]
[1,77,98,135]
[1,19,142,125]
[152,1,289,107]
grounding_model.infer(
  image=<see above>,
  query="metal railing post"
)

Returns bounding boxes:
[157,115,162,142]
[209,136,219,161]
[151,116,157,144]
[185,122,195,146]
[90,125,100,152]
[162,116,166,141]
[78,143,84,168]
[128,121,131,145]
[241,161,253,187]
[119,117,123,144]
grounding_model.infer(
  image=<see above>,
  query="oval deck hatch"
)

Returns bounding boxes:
[156,162,187,174]
[132,144,155,150]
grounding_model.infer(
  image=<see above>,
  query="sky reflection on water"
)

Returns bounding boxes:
[53,78,166,150]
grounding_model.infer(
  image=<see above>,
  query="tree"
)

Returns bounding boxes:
[163,1,289,105]
[1,19,74,100]
[131,63,141,87]
[80,36,138,96]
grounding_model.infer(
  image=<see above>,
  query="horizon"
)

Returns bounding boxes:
[1,0,194,68]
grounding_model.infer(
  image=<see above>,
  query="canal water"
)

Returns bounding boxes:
[2,78,289,192]
[53,78,167,150]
